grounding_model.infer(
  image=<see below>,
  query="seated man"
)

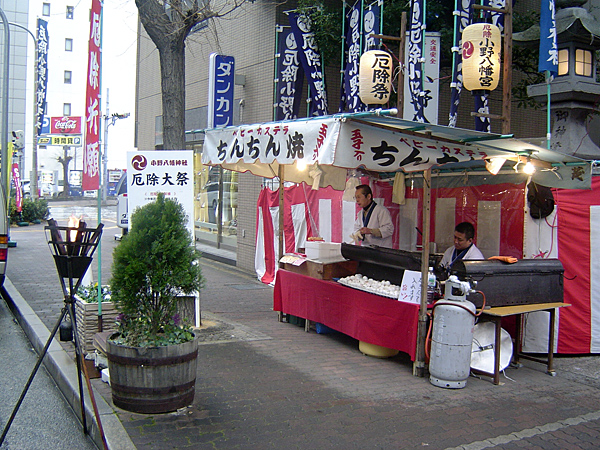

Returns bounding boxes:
[440,221,484,274]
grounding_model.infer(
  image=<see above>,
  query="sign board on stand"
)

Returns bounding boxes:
[126,151,195,238]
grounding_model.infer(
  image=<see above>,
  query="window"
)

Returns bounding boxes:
[558,49,569,76]
[42,3,50,16]
[64,71,72,84]
[66,6,74,19]
[65,38,73,52]
[63,103,71,116]
[575,48,592,77]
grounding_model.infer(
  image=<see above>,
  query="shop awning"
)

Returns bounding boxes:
[203,110,592,190]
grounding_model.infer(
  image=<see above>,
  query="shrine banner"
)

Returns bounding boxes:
[341,1,366,113]
[82,0,102,191]
[448,0,472,127]
[539,0,558,77]
[363,0,382,52]
[35,19,49,138]
[289,12,329,116]
[274,26,304,121]
[407,0,426,122]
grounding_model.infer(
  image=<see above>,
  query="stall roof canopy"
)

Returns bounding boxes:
[202,111,592,190]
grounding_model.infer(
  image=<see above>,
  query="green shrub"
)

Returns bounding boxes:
[9,197,50,224]
[110,193,204,347]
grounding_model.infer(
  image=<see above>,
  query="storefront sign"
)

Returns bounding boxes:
[38,135,82,146]
[50,116,82,134]
[204,118,492,173]
[208,53,235,128]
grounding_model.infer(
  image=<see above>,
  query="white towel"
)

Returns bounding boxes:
[392,172,406,205]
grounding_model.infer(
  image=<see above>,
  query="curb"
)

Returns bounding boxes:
[2,277,136,450]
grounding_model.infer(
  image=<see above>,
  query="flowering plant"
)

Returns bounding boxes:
[76,283,111,303]
[109,194,203,347]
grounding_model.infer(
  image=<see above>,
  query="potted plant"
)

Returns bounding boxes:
[74,283,117,355]
[107,193,204,414]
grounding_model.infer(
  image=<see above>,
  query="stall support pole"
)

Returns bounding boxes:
[277,165,285,322]
[414,168,431,377]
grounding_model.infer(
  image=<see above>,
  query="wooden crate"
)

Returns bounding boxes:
[74,299,118,355]
[282,260,358,280]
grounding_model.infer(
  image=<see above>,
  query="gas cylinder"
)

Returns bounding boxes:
[429,276,476,389]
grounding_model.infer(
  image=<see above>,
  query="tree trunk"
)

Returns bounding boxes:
[158,41,187,150]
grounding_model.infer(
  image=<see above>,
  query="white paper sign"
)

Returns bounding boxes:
[126,150,195,238]
[398,270,422,304]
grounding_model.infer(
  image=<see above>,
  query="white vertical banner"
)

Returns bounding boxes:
[404,32,441,124]
[126,151,195,238]
[319,198,332,242]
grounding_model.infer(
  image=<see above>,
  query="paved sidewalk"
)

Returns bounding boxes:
[4,219,600,449]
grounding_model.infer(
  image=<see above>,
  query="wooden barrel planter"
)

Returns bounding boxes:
[107,334,199,414]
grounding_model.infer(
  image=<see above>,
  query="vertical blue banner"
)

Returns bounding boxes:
[289,12,329,116]
[35,19,49,138]
[208,54,235,128]
[407,0,426,122]
[341,2,366,112]
[274,27,304,121]
[363,0,382,52]
[448,0,472,127]
[539,0,558,76]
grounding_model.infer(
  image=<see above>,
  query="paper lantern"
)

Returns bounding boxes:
[359,50,393,104]
[462,23,501,91]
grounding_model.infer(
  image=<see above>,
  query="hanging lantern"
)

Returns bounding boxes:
[462,23,501,91]
[359,50,393,105]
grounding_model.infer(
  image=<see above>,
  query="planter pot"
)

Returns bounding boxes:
[107,334,199,414]
[74,298,118,355]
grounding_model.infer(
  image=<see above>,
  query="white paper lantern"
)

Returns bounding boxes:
[359,50,393,104]
[462,23,501,91]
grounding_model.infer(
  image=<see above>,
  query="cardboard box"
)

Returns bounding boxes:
[305,242,342,261]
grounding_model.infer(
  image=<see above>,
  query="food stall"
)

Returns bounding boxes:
[203,110,591,373]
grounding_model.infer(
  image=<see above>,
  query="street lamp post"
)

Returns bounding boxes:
[101,88,129,201]
[7,21,38,199]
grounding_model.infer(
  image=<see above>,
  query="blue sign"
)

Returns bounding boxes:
[208,54,235,128]
[40,116,50,135]
[539,0,558,77]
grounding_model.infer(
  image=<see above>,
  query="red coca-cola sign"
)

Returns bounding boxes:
[50,116,82,134]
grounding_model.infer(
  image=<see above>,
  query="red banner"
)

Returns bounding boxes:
[50,116,82,134]
[82,0,102,191]
[12,163,22,212]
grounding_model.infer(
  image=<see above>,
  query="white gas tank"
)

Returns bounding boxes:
[429,276,477,389]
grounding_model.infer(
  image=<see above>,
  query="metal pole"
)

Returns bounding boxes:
[8,22,38,199]
[102,89,109,202]
[0,8,11,210]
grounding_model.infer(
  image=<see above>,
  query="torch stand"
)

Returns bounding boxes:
[0,221,107,449]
